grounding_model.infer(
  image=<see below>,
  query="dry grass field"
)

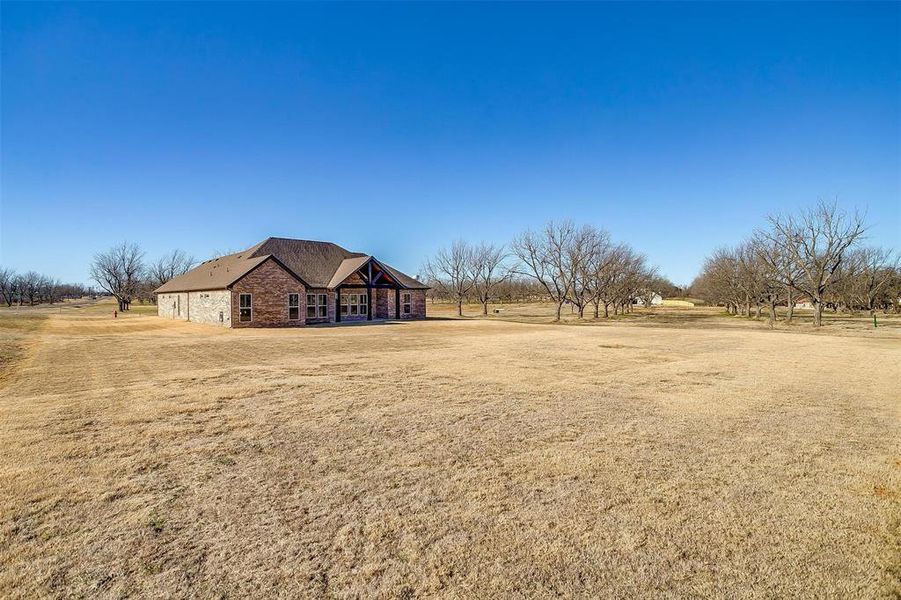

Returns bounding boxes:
[1,300,899,598]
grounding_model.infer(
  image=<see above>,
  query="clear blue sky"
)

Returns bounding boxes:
[2,2,899,286]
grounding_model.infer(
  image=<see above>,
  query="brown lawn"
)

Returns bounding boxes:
[1,301,899,598]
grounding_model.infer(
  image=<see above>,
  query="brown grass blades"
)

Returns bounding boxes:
[0,301,899,597]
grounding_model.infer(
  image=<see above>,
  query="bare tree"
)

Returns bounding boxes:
[568,225,609,319]
[850,246,898,315]
[753,232,802,322]
[19,271,43,306]
[90,242,146,312]
[146,249,196,303]
[734,242,767,318]
[512,220,577,322]
[760,201,866,326]
[423,240,475,317]
[469,243,509,316]
[0,268,16,307]
[39,276,61,304]
[149,249,195,288]
[692,247,744,314]
[587,238,619,318]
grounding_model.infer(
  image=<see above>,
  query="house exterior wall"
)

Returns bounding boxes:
[158,292,189,321]
[230,259,306,328]
[398,289,427,320]
[337,286,372,322]
[303,288,335,324]
[187,290,232,326]
[376,288,394,319]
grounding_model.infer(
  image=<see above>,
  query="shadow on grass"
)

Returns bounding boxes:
[308,319,408,328]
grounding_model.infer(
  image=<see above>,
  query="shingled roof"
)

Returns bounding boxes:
[154,237,428,293]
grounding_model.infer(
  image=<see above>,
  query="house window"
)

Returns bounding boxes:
[239,293,252,322]
[288,293,299,320]
[402,292,412,315]
[340,292,368,316]
[306,293,329,319]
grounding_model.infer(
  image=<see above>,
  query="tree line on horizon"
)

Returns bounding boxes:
[421,220,678,320]
[0,245,196,312]
[0,268,92,308]
[690,201,899,326]
[5,204,896,325]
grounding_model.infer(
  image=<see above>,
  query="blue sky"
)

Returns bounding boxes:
[2,2,899,286]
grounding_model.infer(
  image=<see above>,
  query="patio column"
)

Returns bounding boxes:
[367,262,373,321]
[335,287,341,323]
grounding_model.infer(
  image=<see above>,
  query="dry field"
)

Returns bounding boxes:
[1,301,899,598]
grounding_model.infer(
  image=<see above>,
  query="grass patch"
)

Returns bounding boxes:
[147,514,165,534]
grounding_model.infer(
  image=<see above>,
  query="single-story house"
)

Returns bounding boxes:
[155,237,428,327]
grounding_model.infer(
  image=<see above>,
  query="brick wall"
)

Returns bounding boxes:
[230,259,306,328]
[397,289,427,319]
[375,288,393,319]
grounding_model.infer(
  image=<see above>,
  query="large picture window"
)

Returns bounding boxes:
[340,292,368,316]
[306,293,328,319]
[402,292,412,315]
[288,293,299,320]
[239,293,252,322]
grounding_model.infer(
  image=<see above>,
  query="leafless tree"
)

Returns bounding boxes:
[149,249,195,288]
[759,201,866,326]
[145,249,195,304]
[512,220,577,321]
[692,247,744,314]
[19,271,43,306]
[753,233,801,322]
[614,250,654,314]
[38,276,61,304]
[0,268,16,307]
[849,246,898,315]
[735,242,767,318]
[586,238,619,318]
[469,243,509,316]
[423,240,475,317]
[567,225,609,319]
[90,242,146,312]
[885,268,901,313]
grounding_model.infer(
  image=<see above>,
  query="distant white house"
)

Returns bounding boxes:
[633,293,663,307]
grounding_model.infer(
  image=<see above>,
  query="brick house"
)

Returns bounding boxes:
[155,238,428,327]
